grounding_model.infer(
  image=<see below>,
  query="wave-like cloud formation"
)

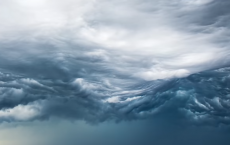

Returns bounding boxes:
[0,0,230,125]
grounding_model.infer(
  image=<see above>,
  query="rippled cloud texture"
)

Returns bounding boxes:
[0,0,230,129]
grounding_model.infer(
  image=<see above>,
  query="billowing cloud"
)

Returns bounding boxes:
[0,0,229,127]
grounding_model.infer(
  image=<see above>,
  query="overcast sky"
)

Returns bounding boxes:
[0,0,230,145]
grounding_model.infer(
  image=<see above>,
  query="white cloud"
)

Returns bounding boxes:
[0,103,41,121]
[1,0,228,82]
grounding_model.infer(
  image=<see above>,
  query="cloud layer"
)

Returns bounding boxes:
[0,0,230,126]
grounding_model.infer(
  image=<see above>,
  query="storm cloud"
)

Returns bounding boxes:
[0,0,230,129]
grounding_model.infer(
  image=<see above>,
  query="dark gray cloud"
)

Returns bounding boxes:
[0,0,229,132]
[0,58,230,127]
[196,0,230,27]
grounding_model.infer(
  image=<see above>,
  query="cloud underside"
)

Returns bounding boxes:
[0,0,230,126]
[0,67,230,126]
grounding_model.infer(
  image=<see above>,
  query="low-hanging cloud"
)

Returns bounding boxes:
[0,0,230,126]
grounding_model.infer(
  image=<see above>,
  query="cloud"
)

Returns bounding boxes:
[0,103,41,121]
[0,0,229,127]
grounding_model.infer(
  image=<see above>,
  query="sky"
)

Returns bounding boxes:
[0,0,230,145]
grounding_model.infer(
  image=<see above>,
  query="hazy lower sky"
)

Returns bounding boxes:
[0,0,230,145]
